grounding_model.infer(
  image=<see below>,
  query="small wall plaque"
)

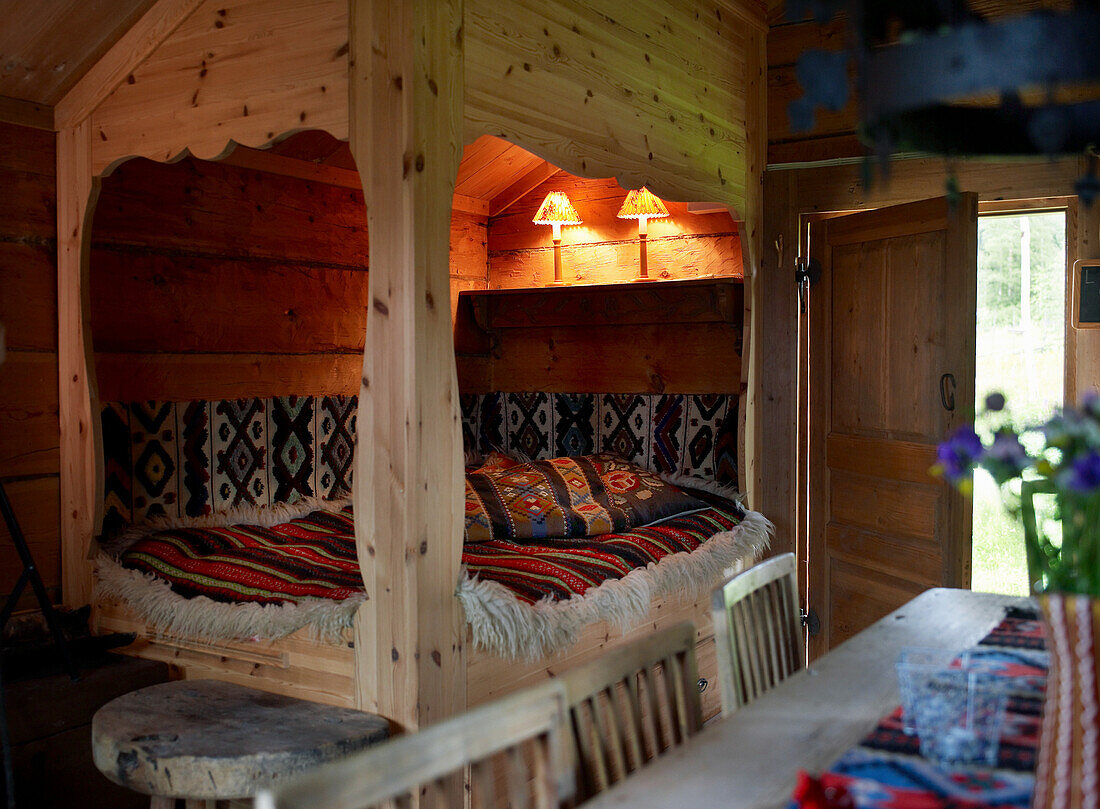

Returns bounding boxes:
[1073,259,1100,328]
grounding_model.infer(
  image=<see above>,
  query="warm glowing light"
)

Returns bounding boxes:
[533,191,583,239]
[533,191,582,282]
[616,187,670,222]
[617,187,670,280]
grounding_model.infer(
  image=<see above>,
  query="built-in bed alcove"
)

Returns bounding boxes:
[87,129,765,720]
[57,0,766,733]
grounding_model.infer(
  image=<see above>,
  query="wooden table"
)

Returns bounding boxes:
[582,588,1033,809]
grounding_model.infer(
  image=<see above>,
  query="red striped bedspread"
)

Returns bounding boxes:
[119,502,745,606]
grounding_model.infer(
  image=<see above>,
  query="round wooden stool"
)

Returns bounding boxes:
[92,679,390,808]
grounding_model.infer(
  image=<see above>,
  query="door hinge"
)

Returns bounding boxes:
[795,257,822,314]
[801,606,821,637]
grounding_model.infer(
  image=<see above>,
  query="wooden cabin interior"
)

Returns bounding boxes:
[0,0,1095,806]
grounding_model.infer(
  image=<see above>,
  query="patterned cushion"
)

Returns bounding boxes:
[471,450,522,474]
[463,454,705,543]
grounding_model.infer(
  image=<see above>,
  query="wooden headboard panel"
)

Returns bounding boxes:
[454,278,743,395]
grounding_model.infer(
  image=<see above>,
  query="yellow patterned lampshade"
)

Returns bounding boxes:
[533,191,581,283]
[533,192,582,228]
[616,187,669,221]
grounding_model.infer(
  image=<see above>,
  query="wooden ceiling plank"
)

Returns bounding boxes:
[488,161,561,217]
[218,145,363,190]
[456,136,516,189]
[0,96,54,131]
[55,0,206,129]
[0,0,155,108]
[459,144,545,199]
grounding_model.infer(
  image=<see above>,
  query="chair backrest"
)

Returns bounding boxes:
[256,680,575,809]
[711,552,803,716]
[559,622,702,801]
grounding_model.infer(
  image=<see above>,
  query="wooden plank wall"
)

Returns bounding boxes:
[89,145,487,403]
[765,3,1079,165]
[0,122,61,608]
[766,17,858,165]
[465,173,744,396]
[456,279,744,395]
[91,153,368,401]
[487,174,742,288]
[463,0,762,215]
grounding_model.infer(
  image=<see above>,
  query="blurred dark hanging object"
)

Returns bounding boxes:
[786,1,1100,200]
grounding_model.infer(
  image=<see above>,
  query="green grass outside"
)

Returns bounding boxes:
[971,211,1065,596]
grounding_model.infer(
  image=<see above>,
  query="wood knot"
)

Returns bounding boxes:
[415,154,425,172]
[391,648,399,662]
[373,298,390,316]
[425,291,435,310]
[431,650,442,667]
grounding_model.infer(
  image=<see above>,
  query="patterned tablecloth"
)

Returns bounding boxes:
[795,606,1048,809]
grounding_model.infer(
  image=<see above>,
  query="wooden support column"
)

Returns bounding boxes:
[349,0,466,732]
[57,119,101,607]
[741,20,768,509]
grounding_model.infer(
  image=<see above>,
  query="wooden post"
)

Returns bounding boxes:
[57,119,102,607]
[348,0,467,734]
[740,20,768,508]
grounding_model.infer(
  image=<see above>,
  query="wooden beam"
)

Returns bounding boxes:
[218,146,363,190]
[56,119,100,607]
[218,145,487,215]
[742,21,767,506]
[350,0,466,741]
[0,96,54,131]
[453,193,489,217]
[488,161,560,217]
[54,0,204,129]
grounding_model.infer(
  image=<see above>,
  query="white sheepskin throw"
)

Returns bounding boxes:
[457,508,773,660]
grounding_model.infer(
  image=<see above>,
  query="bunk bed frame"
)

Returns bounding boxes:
[56,0,767,731]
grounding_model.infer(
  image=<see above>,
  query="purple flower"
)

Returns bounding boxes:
[983,430,1030,483]
[1063,451,1100,493]
[986,430,1028,468]
[984,392,1006,412]
[936,426,983,482]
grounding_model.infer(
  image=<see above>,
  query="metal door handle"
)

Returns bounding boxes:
[940,373,956,411]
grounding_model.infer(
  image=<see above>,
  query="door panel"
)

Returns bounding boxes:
[808,194,977,657]
[829,470,938,539]
[828,556,927,647]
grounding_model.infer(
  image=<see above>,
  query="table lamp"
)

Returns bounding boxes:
[532,191,582,283]
[617,187,669,280]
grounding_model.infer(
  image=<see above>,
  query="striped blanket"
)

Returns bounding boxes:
[100,493,771,655]
[118,502,742,606]
[461,506,742,604]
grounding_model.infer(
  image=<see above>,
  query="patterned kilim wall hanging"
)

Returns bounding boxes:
[460,392,738,485]
[102,396,356,535]
[103,391,736,535]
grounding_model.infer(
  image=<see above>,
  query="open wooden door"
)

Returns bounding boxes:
[806,194,977,658]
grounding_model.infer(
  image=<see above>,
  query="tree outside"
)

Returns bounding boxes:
[973,211,1066,596]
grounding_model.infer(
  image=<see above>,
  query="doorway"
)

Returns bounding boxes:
[971,211,1067,596]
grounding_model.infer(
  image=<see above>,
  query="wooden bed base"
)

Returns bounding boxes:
[92,585,730,723]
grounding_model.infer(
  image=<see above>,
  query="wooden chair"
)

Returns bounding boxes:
[559,622,702,801]
[255,680,575,809]
[711,552,803,716]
